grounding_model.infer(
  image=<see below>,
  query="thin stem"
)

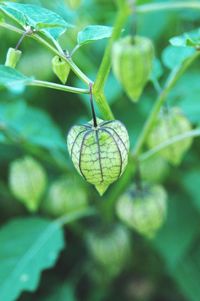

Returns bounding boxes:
[140,128,200,162]
[89,83,98,127]
[133,51,200,157]
[56,207,97,227]
[136,2,200,13]
[0,21,92,86]
[29,79,90,95]
[15,26,33,50]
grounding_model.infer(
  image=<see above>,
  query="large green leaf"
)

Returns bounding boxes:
[0,2,72,40]
[77,25,113,46]
[0,217,65,301]
[0,65,33,88]
[0,100,65,151]
[170,29,200,48]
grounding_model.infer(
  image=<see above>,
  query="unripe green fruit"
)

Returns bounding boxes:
[87,224,131,277]
[112,35,154,102]
[65,0,81,9]
[147,107,193,165]
[5,47,22,68]
[9,156,47,212]
[67,118,130,195]
[42,176,88,217]
[116,184,167,238]
[140,155,169,183]
[52,55,70,84]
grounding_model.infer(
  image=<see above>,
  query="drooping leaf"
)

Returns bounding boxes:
[0,217,65,301]
[0,65,33,89]
[0,2,73,41]
[170,29,200,48]
[0,100,65,151]
[162,45,195,70]
[77,25,113,45]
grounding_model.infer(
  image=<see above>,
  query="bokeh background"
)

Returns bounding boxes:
[0,0,200,300]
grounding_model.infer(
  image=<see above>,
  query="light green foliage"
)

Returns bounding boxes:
[170,29,200,48]
[147,107,193,165]
[116,184,167,238]
[112,35,154,102]
[0,65,32,89]
[77,25,113,46]
[9,156,47,211]
[0,2,72,41]
[52,55,70,84]
[42,176,88,217]
[65,0,82,10]
[5,48,22,69]
[67,118,130,195]
[0,217,65,301]
[87,224,131,277]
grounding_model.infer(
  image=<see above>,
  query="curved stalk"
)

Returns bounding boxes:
[136,2,200,13]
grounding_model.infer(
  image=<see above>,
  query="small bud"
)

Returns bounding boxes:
[147,107,193,165]
[9,156,47,212]
[52,55,70,84]
[112,35,154,102]
[67,118,130,195]
[42,176,88,217]
[87,224,131,277]
[116,184,167,238]
[5,47,22,68]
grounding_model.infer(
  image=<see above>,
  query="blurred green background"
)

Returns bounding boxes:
[0,0,200,301]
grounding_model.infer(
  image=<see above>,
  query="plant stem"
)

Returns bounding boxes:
[29,79,90,95]
[133,51,200,157]
[0,21,92,86]
[140,128,200,161]
[56,207,97,227]
[136,2,200,13]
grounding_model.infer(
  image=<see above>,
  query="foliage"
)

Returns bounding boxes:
[0,1,200,301]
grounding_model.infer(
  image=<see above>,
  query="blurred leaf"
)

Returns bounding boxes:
[42,282,77,301]
[170,29,200,48]
[0,65,32,89]
[181,169,200,212]
[0,2,73,41]
[162,45,195,70]
[153,196,200,270]
[0,100,65,151]
[77,25,113,45]
[0,217,65,301]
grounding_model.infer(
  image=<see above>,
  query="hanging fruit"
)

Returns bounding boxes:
[147,107,193,165]
[9,156,47,212]
[5,47,22,68]
[116,184,167,238]
[112,35,154,102]
[52,55,70,84]
[42,176,88,217]
[87,224,131,277]
[67,85,130,195]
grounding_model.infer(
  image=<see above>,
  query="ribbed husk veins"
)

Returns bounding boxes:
[5,47,22,68]
[9,156,47,212]
[112,35,154,102]
[116,184,167,238]
[67,118,130,195]
[147,107,193,165]
[87,224,131,277]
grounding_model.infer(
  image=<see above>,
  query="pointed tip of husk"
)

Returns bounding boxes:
[95,183,110,196]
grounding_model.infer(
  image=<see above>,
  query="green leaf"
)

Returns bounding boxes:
[0,2,73,40]
[162,45,195,70]
[0,65,33,89]
[170,29,200,48]
[77,25,113,46]
[0,217,65,301]
[42,283,77,301]
[0,100,65,151]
